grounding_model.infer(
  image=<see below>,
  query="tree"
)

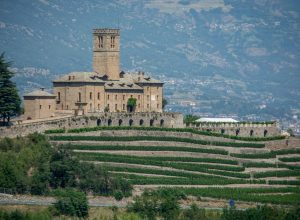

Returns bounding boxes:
[287,128,295,137]
[127,98,137,112]
[162,98,168,110]
[53,189,89,218]
[0,53,21,125]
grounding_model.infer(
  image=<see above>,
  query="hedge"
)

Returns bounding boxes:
[253,170,300,178]
[231,152,275,159]
[106,166,266,185]
[58,126,285,142]
[157,187,300,205]
[268,180,300,186]
[272,148,300,155]
[76,152,238,165]
[50,135,265,148]
[62,144,228,155]
[278,157,300,162]
[76,152,248,178]
[44,129,65,134]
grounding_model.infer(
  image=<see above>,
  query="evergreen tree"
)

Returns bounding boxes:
[0,53,21,125]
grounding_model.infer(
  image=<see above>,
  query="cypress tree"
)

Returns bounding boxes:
[0,53,21,125]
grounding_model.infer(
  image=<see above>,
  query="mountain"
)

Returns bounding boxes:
[0,0,300,126]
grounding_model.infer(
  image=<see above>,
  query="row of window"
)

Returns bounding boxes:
[57,92,160,103]
[97,36,116,48]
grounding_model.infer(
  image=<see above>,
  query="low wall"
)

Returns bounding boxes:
[187,122,281,137]
[0,112,184,138]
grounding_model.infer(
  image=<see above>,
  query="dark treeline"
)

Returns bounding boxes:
[0,133,132,197]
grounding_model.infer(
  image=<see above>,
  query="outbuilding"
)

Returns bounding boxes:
[23,88,56,120]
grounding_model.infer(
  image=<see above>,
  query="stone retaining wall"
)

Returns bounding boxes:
[0,112,184,138]
[187,122,280,137]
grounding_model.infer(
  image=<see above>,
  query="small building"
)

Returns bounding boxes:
[23,88,56,120]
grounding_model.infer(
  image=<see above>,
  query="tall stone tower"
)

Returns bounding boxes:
[93,28,120,80]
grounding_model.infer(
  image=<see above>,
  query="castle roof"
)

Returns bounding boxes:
[123,72,163,84]
[24,89,55,98]
[104,79,143,91]
[53,72,106,83]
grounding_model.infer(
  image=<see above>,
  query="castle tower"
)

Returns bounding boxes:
[93,28,120,80]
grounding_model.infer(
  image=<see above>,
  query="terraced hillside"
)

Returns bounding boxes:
[48,127,300,206]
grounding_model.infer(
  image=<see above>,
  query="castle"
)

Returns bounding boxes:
[23,28,163,120]
[18,28,281,138]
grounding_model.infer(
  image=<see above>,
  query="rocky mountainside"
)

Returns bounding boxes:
[0,0,299,125]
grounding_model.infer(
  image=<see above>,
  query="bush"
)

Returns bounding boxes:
[44,129,65,134]
[114,190,124,201]
[53,189,88,218]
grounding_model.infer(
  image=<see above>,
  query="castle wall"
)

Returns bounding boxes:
[0,112,184,138]
[187,122,281,137]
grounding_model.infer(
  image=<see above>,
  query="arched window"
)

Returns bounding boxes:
[264,130,268,137]
[129,119,134,127]
[236,129,240,136]
[150,119,154,127]
[108,119,112,126]
[250,130,254,136]
[78,92,81,102]
[139,119,144,126]
[119,119,123,126]
[221,128,225,134]
[98,36,103,48]
[97,119,101,126]
[160,119,164,127]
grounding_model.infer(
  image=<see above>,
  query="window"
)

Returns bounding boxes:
[157,104,159,108]
[138,103,140,108]
[58,92,60,101]
[115,94,117,100]
[90,92,92,100]
[40,105,42,109]
[78,92,81,102]
[156,95,159,100]
[147,87,149,91]
[123,95,125,100]
[123,104,125,110]
[111,36,115,48]
[98,92,100,100]
[115,104,117,110]
[98,104,100,110]
[49,105,51,109]
[98,36,103,48]
[130,95,133,98]
[67,105,68,110]
[138,95,140,100]
[147,95,150,101]
[147,104,149,108]
[107,95,110,100]
[90,103,92,110]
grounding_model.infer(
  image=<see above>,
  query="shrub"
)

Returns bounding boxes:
[114,190,124,201]
[53,189,88,218]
